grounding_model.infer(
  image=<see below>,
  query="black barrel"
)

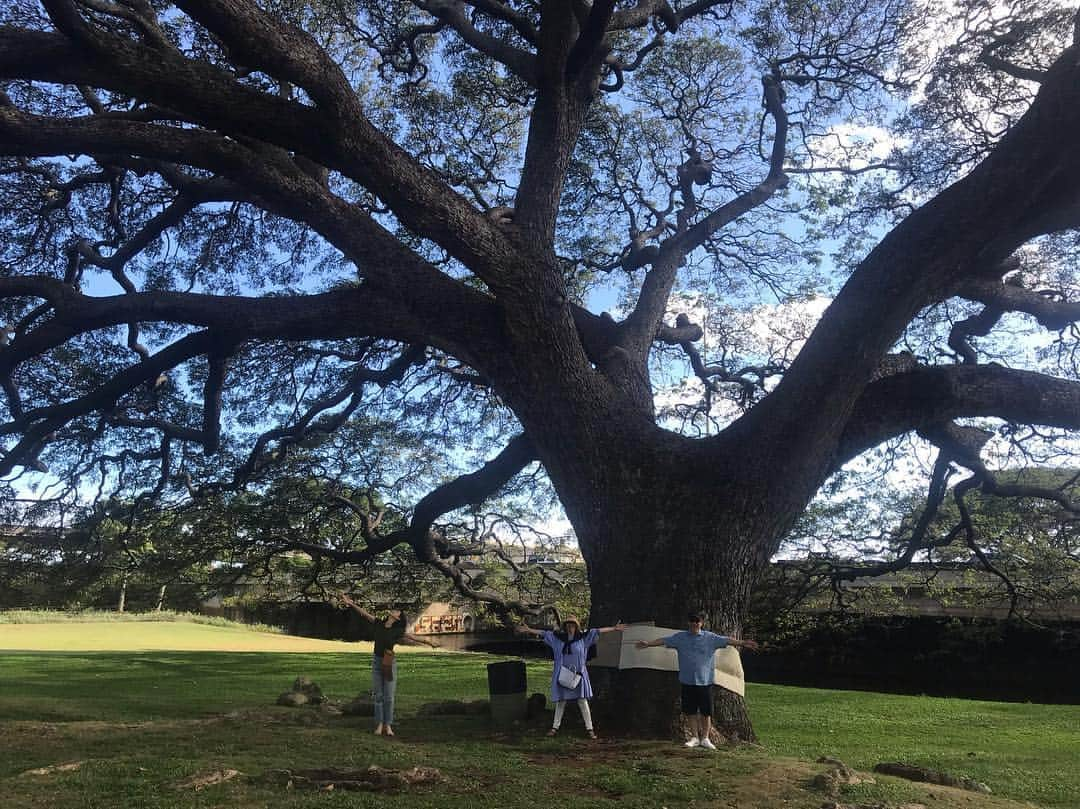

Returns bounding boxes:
[486,660,527,724]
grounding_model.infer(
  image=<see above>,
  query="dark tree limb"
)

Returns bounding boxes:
[0,109,506,365]
[617,72,790,356]
[284,434,539,581]
[0,330,219,475]
[0,279,493,376]
[415,1,537,84]
[948,302,1005,365]
[233,344,427,483]
[609,0,732,32]
[103,412,206,444]
[958,277,1080,332]
[566,0,615,77]
[511,0,588,246]
[742,40,1080,479]
[458,0,539,44]
[978,24,1048,83]
[0,22,515,282]
[666,73,789,259]
[826,453,960,583]
[836,364,1080,472]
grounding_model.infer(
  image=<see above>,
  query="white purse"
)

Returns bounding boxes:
[557,665,582,689]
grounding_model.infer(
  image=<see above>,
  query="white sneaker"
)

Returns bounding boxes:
[683,737,700,748]
[699,738,717,750]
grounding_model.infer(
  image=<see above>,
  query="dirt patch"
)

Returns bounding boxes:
[7,709,319,742]
[18,761,85,777]
[727,757,821,807]
[173,768,243,790]
[260,765,444,792]
[525,737,661,766]
[9,717,227,737]
[455,766,511,790]
[728,757,1040,809]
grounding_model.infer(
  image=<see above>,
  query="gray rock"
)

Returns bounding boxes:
[290,676,325,704]
[277,691,309,707]
[813,756,874,796]
[812,771,842,797]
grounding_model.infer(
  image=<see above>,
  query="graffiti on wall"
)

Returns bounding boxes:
[413,612,474,634]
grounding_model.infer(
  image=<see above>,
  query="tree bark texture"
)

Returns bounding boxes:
[542,435,787,740]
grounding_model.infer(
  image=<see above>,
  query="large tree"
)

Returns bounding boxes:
[2,0,1080,738]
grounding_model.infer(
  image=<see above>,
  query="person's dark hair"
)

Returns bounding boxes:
[393,611,408,627]
[687,611,705,623]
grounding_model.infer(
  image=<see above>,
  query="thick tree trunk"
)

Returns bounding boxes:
[583,517,768,742]
[548,439,804,742]
[505,315,817,741]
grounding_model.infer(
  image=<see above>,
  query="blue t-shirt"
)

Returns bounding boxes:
[663,630,729,685]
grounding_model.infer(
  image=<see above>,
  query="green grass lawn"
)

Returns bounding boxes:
[749,685,1080,809]
[0,620,1076,809]
[0,620,363,652]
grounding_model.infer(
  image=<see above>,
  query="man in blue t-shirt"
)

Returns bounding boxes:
[636,612,759,750]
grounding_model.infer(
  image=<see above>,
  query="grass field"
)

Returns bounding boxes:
[0,620,363,652]
[0,619,1076,809]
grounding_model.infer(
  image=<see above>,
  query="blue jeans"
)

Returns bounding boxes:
[371,654,397,726]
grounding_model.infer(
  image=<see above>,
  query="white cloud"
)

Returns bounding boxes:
[804,123,908,172]
[654,294,833,431]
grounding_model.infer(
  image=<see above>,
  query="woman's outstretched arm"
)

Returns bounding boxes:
[596,622,628,634]
[336,592,376,623]
[514,624,546,637]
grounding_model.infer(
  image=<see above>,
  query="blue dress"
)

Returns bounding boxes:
[543,628,599,701]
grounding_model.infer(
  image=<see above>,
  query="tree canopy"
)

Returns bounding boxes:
[2,1,1080,734]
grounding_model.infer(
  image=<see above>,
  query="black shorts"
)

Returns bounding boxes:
[680,684,713,717]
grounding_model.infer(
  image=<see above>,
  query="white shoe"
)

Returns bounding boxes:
[684,737,700,748]
[699,738,717,750]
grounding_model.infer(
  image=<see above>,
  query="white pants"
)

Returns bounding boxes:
[552,698,593,730]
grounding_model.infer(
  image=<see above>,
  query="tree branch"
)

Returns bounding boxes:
[566,0,615,78]
[0,330,218,475]
[233,345,427,483]
[460,0,539,44]
[287,433,538,570]
[0,21,515,282]
[958,276,1080,332]
[738,40,1080,480]
[836,365,1080,470]
[665,73,789,259]
[0,106,505,366]
[417,1,537,83]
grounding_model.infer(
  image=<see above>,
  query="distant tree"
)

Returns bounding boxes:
[0,498,213,610]
[771,465,1080,622]
[2,0,1080,737]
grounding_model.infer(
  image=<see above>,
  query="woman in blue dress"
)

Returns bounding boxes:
[516,616,626,738]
